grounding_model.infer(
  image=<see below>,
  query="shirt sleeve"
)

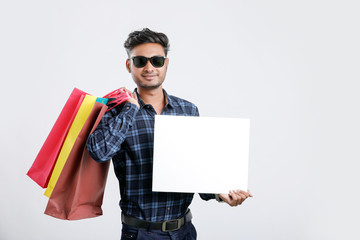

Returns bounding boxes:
[193,105,200,117]
[199,193,216,201]
[87,102,139,162]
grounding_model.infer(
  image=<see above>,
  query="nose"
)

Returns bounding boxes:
[143,59,154,72]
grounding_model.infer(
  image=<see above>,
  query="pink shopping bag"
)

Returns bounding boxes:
[27,88,88,188]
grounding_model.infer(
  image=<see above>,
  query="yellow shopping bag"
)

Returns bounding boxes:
[44,95,97,197]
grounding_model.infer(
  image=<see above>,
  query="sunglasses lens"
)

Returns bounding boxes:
[132,56,165,68]
[150,56,165,68]
[133,56,148,68]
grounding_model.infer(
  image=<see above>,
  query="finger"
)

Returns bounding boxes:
[235,191,247,199]
[230,189,248,197]
[132,92,138,101]
[219,194,232,205]
[233,192,247,205]
[238,190,250,198]
[122,87,133,96]
[234,190,248,205]
[224,193,238,207]
[126,92,140,109]
[228,191,237,200]
[247,189,253,197]
[229,191,240,206]
[238,193,247,205]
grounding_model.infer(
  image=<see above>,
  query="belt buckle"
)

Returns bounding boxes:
[161,218,181,232]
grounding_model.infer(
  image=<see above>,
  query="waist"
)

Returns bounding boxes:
[121,209,192,232]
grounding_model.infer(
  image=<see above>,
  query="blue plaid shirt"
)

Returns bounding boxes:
[87,89,214,222]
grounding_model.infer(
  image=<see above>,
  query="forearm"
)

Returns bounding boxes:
[87,102,139,162]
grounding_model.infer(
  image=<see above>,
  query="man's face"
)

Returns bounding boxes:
[126,43,169,90]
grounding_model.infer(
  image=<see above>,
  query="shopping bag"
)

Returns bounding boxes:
[44,101,110,220]
[27,88,87,188]
[44,94,97,197]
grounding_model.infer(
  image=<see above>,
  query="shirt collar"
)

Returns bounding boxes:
[134,88,174,109]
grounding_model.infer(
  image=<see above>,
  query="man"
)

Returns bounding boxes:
[87,28,252,240]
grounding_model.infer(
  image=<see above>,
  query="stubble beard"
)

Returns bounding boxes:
[138,81,163,90]
[135,73,166,90]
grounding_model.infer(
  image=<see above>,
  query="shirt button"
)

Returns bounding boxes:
[126,106,129,110]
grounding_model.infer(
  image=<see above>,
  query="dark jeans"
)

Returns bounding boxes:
[121,221,197,240]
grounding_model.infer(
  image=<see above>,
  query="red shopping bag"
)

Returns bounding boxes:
[44,102,110,220]
[27,88,87,188]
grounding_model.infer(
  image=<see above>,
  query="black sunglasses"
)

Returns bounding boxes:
[131,56,167,68]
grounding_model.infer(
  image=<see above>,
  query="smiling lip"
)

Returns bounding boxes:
[142,75,157,80]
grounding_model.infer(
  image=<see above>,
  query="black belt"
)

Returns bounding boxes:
[121,209,192,232]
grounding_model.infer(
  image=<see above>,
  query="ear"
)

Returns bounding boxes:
[126,59,131,73]
[164,57,169,70]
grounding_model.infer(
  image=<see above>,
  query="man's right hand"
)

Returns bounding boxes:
[122,88,140,109]
[104,87,140,111]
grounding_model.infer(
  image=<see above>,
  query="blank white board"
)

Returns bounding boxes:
[153,115,250,194]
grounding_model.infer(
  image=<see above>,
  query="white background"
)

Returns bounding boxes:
[1,0,359,239]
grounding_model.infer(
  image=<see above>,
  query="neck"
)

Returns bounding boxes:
[137,86,165,107]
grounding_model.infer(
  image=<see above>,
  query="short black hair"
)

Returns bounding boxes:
[124,28,170,57]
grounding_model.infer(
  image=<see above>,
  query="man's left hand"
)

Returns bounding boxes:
[219,190,253,207]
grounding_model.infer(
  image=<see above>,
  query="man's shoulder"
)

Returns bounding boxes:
[167,94,197,108]
[166,93,199,116]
